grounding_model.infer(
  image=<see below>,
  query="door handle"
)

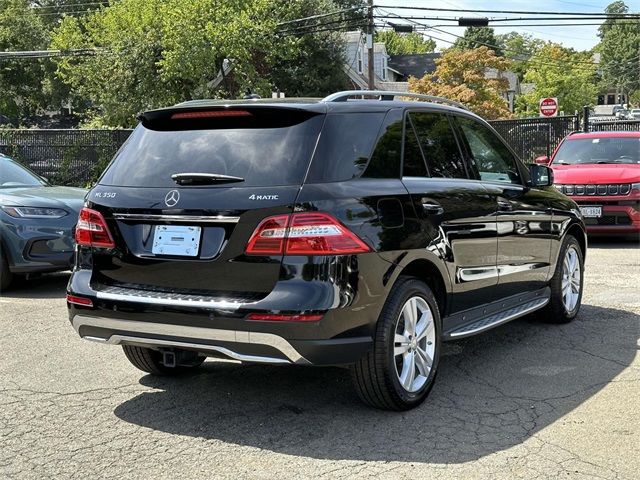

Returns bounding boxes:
[421,202,444,215]
[497,200,513,211]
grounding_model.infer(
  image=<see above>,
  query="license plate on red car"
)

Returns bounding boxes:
[579,206,602,218]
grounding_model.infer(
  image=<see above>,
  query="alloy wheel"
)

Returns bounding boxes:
[561,246,581,312]
[393,296,436,393]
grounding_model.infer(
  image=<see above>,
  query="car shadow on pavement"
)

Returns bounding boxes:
[0,272,69,299]
[114,304,638,464]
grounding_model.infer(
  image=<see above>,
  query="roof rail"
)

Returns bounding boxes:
[321,90,468,110]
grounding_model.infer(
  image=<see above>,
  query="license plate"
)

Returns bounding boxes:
[152,225,201,257]
[579,206,602,218]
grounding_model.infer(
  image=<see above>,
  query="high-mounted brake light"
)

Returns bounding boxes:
[75,207,115,248]
[245,213,371,256]
[171,110,252,120]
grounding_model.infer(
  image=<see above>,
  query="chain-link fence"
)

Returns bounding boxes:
[0,129,132,187]
[1,117,639,187]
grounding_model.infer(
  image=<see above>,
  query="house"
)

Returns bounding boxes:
[343,31,403,91]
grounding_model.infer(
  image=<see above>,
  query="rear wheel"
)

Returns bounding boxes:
[122,345,206,375]
[0,250,12,292]
[542,235,584,323]
[350,276,441,411]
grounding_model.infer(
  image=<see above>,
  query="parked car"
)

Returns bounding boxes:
[535,131,639,238]
[67,90,587,410]
[612,105,627,119]
[629,109,640,120]
[0,154,86,290]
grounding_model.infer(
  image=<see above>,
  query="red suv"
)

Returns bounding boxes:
[536,131,640,238]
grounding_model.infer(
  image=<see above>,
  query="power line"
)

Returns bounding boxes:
[374,5,640,17]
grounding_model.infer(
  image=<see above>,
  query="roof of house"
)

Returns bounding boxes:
[388,53,441,79]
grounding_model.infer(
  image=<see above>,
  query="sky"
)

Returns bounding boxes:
[377,0,640,52]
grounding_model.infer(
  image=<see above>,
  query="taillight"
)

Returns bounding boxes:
[75,207,115,248]
[245,213,370,256]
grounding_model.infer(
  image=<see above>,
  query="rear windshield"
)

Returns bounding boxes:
[99,111,324,187]
[554,137,640,165]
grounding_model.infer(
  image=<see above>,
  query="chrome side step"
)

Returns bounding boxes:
[72,315,309,365]
[445,296,549,339]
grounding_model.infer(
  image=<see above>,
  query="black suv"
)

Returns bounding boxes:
[68,91,586,410]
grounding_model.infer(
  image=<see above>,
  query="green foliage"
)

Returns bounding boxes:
[453,27,502,56]
[375,30,436,55]
[0,0,49,122]
[597,1,640,101]
[496,32,544,80]
[516,43,598,116]
[51,0,355,127]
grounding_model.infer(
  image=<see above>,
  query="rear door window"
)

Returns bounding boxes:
[99,109,324,187]
[402,115,428,177]
[306,113,385,182]
[409,112,467,179]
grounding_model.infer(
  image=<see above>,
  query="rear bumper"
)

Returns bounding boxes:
[67,252,393,366]
[70,313,372,366]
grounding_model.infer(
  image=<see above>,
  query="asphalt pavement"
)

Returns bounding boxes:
[1,240,638,479]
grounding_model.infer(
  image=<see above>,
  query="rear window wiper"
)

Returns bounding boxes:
[171,173,245,185]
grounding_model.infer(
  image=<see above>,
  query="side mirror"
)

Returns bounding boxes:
[534,155,550,165]
[529,164,554,187]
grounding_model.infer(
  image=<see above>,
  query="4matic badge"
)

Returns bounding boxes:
[248,194,279,200]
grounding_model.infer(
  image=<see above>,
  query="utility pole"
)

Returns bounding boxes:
[367,0,375,90]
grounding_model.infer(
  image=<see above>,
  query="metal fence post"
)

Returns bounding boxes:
[582,106,590,132]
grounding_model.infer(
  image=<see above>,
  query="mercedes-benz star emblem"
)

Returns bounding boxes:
[164,190,180,207]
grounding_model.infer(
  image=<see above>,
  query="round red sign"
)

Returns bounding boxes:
[539,97,558,117]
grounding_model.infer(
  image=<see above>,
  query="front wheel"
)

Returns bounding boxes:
[350,276,441,411]
[542,235,584,323]
[0,250,13,292]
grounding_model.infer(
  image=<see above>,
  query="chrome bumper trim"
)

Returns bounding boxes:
[112,213,240,223]
[95,285,255,310]
[72,315,309,365]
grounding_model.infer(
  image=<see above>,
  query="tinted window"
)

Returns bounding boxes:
[410,112,467,179]
[99,112,324,187]
[0,157,45,188]
[403,116,427,177]
[553,137,639,165]
[364,109,403,178]
[457,116,521,184]
[308,113,385,182]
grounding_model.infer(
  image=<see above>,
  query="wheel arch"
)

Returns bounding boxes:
[395,258,449,317]
[566,223,587,260]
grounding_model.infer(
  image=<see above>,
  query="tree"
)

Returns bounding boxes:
[0,0,50,123]
[516,43,598,116]
[597,1,640,103]
[496,31,544,80]
[52,0,353,127]
[409,46,512,119]
[375,30,436,55]
[453,27,502,56]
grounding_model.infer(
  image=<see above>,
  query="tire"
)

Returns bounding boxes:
[122,345,206,375]
[350,276,441,411]
[541,235,584,323]
[0,250,12,292]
